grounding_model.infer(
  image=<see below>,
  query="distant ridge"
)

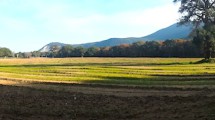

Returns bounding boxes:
[39,23,193,52]
[142,23,192,40]
[76,37,143,48]
[78,23,192,48]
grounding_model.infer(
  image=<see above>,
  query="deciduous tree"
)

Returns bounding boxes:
[174,0,215,59]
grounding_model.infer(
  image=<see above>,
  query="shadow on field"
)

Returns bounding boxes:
[151,74,215,80]
[1,83,215,120]
[79,73,215,86]
[0,62,192,68]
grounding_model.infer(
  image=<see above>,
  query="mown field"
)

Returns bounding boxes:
[1,58,215,120]
[0,57,215,86]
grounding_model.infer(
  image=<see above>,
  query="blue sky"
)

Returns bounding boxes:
[0,0,179,52]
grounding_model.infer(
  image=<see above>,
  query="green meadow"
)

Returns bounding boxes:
[0,57,215,86]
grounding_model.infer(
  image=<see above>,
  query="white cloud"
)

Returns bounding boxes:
[31,2,179,42]
[0,0,180,52]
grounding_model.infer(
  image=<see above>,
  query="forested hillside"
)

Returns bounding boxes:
[17,39,202,58]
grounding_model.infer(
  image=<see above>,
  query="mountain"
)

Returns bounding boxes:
[76,37,144,48]
[77,23,193,48]
[142,23,193,40]
[39,23,193,52]
[39,42,66,52]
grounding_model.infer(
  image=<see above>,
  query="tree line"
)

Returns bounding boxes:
[14,39,204,58]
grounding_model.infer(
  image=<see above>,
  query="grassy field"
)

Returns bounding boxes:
[0,57,215,86]
[1,58,215,119]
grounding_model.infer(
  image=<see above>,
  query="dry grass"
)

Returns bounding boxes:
[0,57,214,86]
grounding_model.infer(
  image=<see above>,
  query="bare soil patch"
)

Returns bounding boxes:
[0,80,215,120]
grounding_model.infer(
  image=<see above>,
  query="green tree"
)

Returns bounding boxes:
[31,51,41,57]
[174,0,215,60]
[73,46,85,57]
[98,47,111,57]
[85,47,100,57]
[193,27,215,58]
[0,48,13,57]
[58,45,74,57]
[142,41,161,57]
[130,41,145,57]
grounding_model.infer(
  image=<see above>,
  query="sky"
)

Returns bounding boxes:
[0,0,180,52]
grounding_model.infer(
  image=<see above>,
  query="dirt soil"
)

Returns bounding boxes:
[0,79,215,120]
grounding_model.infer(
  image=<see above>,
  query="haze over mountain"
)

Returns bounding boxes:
[39,23,193,52]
